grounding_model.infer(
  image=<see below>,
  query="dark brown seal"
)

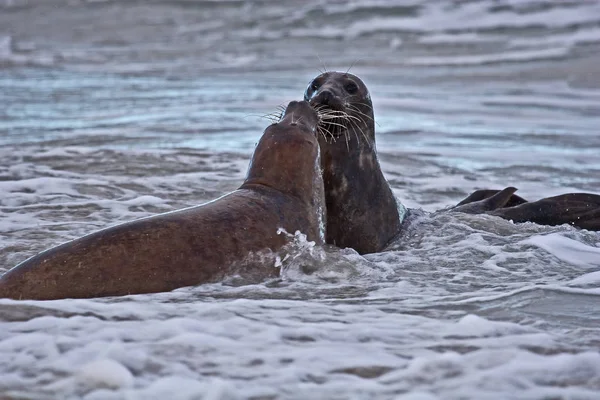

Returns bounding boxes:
[0,101,325,300]
[305,71,401,254]
[453,187,600,230]
[304,72,600,255]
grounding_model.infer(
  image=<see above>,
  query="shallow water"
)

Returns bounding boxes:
[1,1,600,399]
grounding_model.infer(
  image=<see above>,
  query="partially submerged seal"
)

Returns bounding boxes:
[0,101,325,300]
[453,188,600,230]
[305,71,402,255]
[305,72,600,254]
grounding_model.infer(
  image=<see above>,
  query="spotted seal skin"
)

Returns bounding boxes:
[305,71,402,254]
[0,101,325,300]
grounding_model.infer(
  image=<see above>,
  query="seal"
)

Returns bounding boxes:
[453,188,600,230]
[304,72,600,255]
[451,187,521,214]
[0,101,325,300]
[305,71,401,254]
[454,188,527,209]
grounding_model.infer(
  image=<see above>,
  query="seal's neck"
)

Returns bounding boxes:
[242,128,322,206]
[320,134,401,254]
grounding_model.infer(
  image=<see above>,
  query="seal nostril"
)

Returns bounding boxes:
[313,90,334,106]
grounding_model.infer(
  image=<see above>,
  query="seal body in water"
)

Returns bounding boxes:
[453,188,600,230]
[305,71,402,255]
[0,101,325,300]
[305,72,600,254]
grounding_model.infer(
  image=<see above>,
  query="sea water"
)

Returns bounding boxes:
[1,1,600,399]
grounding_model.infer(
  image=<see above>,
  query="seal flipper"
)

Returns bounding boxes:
[489,193,600,231]
[452,187,519,214]
[456,189,528,208]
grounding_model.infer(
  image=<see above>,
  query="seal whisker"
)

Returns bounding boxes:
[262,111,281,117]
[324,120,347,130]
[320,110,361,123]
[345,115,362,145]
[357,123,371,144]
[348,103,380,128]
[346,104,375,123]
[317,111,339,118]
[346,113,370,144]
[345,59,361,74]
[257,112,283,124]
[352,101,374,111]
[346,103,370,115]
[347,103,375,118]
[344,126,350,151]
[315,107,353,144]
[316,54,328,74]
[318,125,337,144]
[290,112,298,125]
[315,110,338,143]
[318,114,348,124]
[317,109,362,141]
[316,125,331,143]
[340,113,362,124]
[320,108,363,145]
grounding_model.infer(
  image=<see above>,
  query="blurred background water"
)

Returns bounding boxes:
[1,1,600,399]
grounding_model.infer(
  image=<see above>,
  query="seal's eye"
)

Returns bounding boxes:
[303,89,310,101]
[305,81,320,100]
[345,82,358,95]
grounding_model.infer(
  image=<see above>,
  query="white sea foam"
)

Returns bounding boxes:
[568,270,600,287]
[525,233,600,268]
[77,359,134,390]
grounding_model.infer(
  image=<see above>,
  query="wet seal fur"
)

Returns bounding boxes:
[305,71,402,255]
[452,187,600,230]
[305,72,600,254]
[0,101,325,300]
